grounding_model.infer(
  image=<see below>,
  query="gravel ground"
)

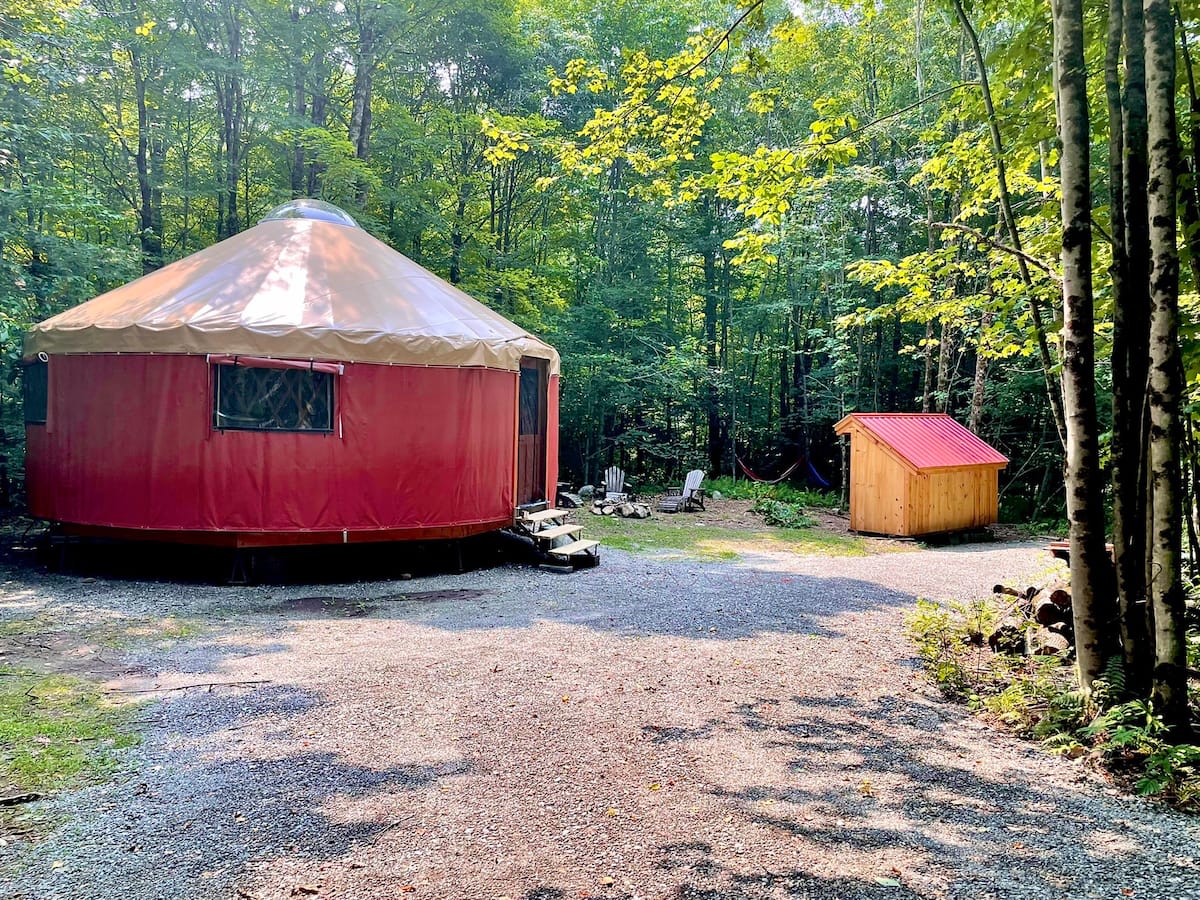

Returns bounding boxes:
[2,539,1199,899]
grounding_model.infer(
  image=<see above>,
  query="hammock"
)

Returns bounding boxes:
[736,455,833,489]
[736,456,805,484]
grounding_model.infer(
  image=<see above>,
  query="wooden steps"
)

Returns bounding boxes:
[521,508,569,525]
[533,523,583,542]
[513,506,600,569]
[548,538,600,559]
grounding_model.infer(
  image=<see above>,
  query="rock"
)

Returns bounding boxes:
[711,490,723,500]
[579,484,595,498]
[558,492,583,509]
[614,501,652,519]
[589,505,602,515]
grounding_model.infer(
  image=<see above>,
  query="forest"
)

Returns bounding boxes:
[5,0,1094,514]
[3,0,1200,725]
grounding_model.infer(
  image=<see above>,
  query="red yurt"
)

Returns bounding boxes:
[22,200,560,547]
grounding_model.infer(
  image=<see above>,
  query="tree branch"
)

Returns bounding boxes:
[934,222,1062,281]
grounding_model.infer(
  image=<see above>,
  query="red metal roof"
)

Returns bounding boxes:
[835,413,1008,471]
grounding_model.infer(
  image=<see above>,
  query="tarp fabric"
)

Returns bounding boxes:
[27,355,520,534]
[24,218,559,374]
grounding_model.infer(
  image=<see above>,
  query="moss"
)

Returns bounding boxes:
[0,669,139,796]
[0,615,56,639]
[87,615,205,649]
[582,514,870,560]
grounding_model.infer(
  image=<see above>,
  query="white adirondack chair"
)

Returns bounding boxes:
[658,469,707,513]
[603,466,629,503]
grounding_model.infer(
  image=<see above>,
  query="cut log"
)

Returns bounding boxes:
[1048,620,1074,641]
[988,618,1027,654]
[589,506,602,515]
[993,584,1022,598]
[1031,592,1069,626]
[1026,626,1071,656]
[602,505,615,516]
[1049,586,1071,608]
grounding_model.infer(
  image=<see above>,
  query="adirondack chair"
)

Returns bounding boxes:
[658,469,707,513]
[603,466,630,503]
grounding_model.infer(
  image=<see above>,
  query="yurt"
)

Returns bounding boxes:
[22,200,560,548]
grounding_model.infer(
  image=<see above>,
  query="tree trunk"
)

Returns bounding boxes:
[704,238,722,476]
[922,319,935,412]
[129,46,162,273]
[936,320,954,414]
[970,312,992,433]
[1143,0,1190,736]
[1052,0,1119,690]
[1111,0,1155,695]
[348,30,375,160]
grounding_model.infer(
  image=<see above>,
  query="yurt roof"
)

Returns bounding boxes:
[24,201,559,374]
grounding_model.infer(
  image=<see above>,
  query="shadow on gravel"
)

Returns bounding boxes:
[686,693,1191,898]
[344,569,928,642]
[4,684,471,900]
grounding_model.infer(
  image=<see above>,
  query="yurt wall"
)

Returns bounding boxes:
[26,354,526,543]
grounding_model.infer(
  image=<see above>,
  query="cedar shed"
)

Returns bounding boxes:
[833,413,1008,537]
[22,200,560,548]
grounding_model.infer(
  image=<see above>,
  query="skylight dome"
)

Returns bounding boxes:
[260,198,359,228]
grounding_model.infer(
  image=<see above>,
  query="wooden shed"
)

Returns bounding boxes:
[833,413,1008,537]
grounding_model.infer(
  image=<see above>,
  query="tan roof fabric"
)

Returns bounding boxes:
[24,218,560,374]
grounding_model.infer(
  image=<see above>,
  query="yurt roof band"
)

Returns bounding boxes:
[24,218,560,375]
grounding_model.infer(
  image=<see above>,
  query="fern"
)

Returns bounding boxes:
[1090,655,1127,709]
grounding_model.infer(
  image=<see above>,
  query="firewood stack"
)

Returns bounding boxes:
[986,582,1074,657]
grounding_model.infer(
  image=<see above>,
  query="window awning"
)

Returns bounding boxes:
[206,354,344,375]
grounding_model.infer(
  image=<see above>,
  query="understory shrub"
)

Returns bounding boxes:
[751,499,817,529]
[706,476,840,507]
[907,596,1200,810]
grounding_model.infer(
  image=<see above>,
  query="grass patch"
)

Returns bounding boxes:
[0,669,138,796]
[86,615,205,649]
[0,615,57,639]
[582,512,869,560]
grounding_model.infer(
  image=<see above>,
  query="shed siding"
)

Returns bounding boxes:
[907,468,999,534]
[849,434,908,535]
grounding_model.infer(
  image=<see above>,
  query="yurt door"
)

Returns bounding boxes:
[517,358,548,505]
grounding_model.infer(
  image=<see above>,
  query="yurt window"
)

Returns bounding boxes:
[23,361,48,425]
[213,365,333,432]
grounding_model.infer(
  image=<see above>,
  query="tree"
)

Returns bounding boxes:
[1050,0,1118,689]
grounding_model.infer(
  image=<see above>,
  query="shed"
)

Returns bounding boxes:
[22,200,560,548]
[833,413,1008,537]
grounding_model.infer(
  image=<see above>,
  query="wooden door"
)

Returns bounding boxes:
[517,357,547,506]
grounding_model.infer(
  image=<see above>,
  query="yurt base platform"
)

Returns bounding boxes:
[50,519,511,549]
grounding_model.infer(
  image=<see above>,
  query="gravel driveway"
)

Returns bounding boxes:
[2,540,1199,899]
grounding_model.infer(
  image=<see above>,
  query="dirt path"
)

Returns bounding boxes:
[2,542,1199,899]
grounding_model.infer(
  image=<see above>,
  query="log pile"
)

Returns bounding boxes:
[589,500,652,518]
[986,581,1074,657]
